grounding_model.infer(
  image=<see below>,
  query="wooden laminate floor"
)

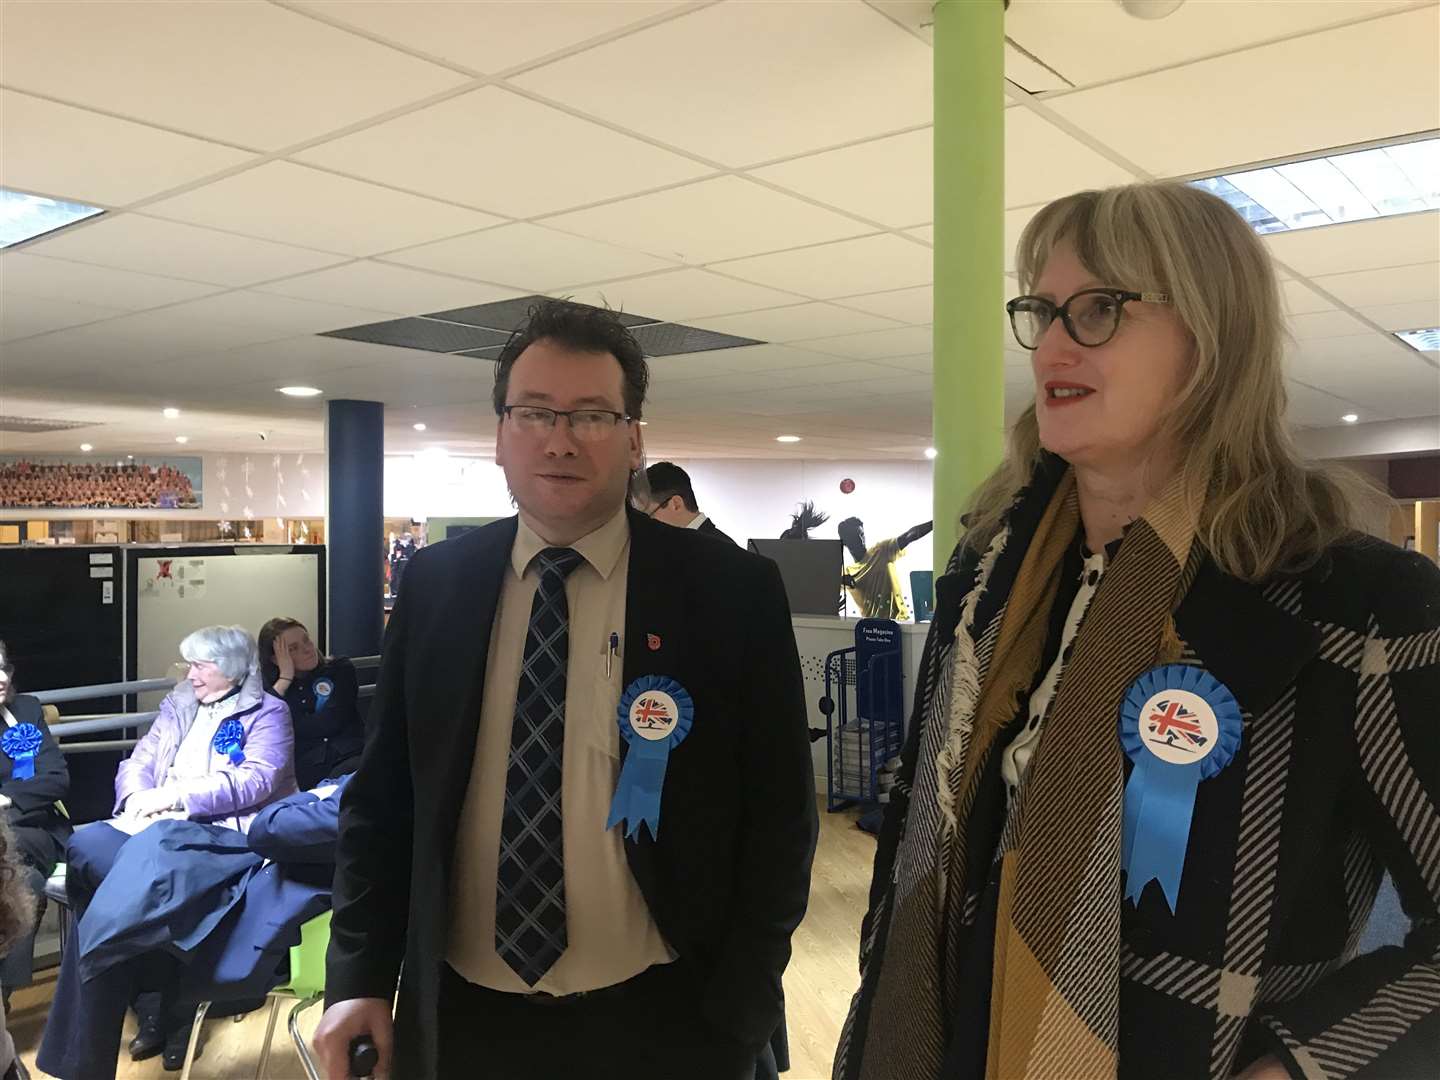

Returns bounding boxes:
[13,800,872,1080]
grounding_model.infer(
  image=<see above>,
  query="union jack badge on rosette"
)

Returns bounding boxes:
[607,675,694,841]
[313,677,334,711]
[1119,663,1242,913]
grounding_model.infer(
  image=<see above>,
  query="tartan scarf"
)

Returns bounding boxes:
[857,458,1201,1080]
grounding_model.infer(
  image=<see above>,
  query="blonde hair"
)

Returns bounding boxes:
[964,181,1369,582]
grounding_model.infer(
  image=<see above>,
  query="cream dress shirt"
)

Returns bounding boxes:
[447,507,673,994]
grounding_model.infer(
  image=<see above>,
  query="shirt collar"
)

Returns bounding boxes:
[686,512,708,530]
[512,505,630,581]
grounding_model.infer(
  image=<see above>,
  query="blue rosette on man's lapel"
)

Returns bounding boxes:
[1,723,44,780]
[1119,663,1242,913]
[212,717,246,766]
[607,675,694,842]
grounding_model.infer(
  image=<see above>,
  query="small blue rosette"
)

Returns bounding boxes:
[1119,663,1242,913]
[1,723,44,781]
[313,677,334,712]
[607,675,694,842]
[212,717,246,766]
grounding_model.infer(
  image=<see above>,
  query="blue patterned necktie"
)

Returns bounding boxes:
[495,546,585,986]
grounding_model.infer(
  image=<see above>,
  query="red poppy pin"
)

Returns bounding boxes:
[646,633,662,652]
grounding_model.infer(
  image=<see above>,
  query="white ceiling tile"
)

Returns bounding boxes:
[749,129,932,228]
[758,359,917,388]
[566,269,804,323]
[1283,378,1369,427]
[1291,359,1438,420]
[254,261,523,315]
[510,2,932,166]
[1266,214,1440,278]
[0,308,300,368]
[1312,263,1440,309]
[907,225,933,245]
[0,90,255,207]
[1280,279,1335,316]
[1287,309,1370,340]
[1043,7,1440,177]
[22,215,346,287]
[380,223,677,291]
[161,335,410,384]
[835,286,932,324]
[650,343,842,377]
[1359,301,1440,332]
[1006,0,1416,89]
[161,292,395,336]
[1004,110,1136,209]
[791,325,933,360]
[881,352,933,373]
[0,2,466,150]
[715,234,932,299]
[690,303,901,343]
[0,294,127,342]
[296,87,712,217]
[544,176,871,264]
[288,1,684,74]
[143,162,504,257]
[0,253,224,311]
[1005,206,1043,275]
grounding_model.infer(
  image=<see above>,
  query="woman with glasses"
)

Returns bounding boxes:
[49,625,296,1072]
[836,182,1439,1080]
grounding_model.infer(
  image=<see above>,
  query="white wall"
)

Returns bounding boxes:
[382,451,938,611]
[670,458,936,587]
[0,452,325,522]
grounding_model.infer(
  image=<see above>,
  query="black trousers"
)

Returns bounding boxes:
[436,961,770,1080]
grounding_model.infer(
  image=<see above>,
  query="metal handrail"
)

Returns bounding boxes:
[33,678,174,704]
[51,712,159,737]
[29,656,382,742]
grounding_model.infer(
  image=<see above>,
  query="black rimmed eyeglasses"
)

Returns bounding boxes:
[1006,288,1171,350]
[501,404,633,443]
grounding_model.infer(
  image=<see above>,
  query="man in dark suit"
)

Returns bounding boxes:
[314,301,816,1080]
[641,461,737,545]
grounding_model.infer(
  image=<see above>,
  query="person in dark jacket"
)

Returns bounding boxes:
[0,639,71,1009]
[258,618,364,790]
[36,775,350,1079]
[836,182,1440,1080]
[640,461,738,545]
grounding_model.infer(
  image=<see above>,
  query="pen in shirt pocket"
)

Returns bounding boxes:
[605,631,620,678]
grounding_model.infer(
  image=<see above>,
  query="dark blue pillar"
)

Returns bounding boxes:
[325,399,384,658]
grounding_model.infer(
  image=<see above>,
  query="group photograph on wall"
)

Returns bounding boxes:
[0,455,203,510]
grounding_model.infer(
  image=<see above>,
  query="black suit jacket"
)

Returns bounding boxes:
[327,508,817,1077]
[698,516,738,546]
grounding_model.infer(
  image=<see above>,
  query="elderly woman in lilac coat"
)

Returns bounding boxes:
[59,625,295,1069]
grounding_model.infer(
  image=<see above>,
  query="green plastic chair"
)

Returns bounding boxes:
[179,909,332,1080]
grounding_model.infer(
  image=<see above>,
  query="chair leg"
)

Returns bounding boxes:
[288,994,325,1080]
[179,1000,211,1080]
[254,994,283,1080]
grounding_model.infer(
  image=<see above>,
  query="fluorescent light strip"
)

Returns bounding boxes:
[1192,137,1439,234]
[0,188,104,247]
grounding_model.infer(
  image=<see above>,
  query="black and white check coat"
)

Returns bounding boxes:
[843,534,1440,1080]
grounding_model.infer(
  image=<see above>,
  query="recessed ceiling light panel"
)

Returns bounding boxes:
[0,187,104,247]
[1191,136,1439,235]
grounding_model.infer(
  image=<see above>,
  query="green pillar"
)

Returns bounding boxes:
[932,0,1007,571]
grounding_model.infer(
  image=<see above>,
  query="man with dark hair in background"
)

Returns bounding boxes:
[314,299,816,1080]
[640,461,736,545]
